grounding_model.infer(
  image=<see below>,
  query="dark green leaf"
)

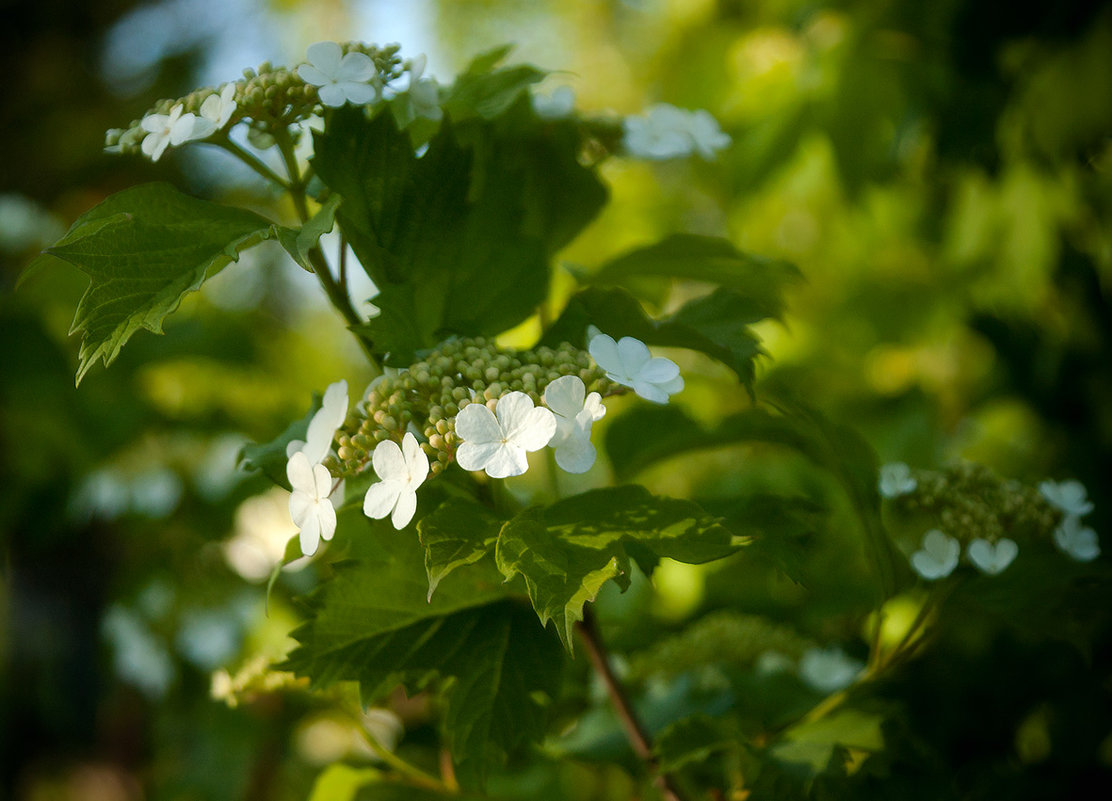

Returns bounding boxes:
[44,183,274,383]
[276,194,340,272]
[444,46,546,121]
[540,286,770,392]
[495,486,738,649]
[238,402,316,488]
[654,714,738,772]
[418,498,503,601]
[769,708,885,780]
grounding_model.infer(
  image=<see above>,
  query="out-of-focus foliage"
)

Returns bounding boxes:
[2,0,1110,800]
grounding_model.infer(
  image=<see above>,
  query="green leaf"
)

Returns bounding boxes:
[238,402,317,488]
[495,486,738,650]
[769,708,885,779]
[314,110,549,363]
[275,194,340,272]
[444,46,546,121]
[418,498,503,601]
[307,764,382,801]
[44,183,274,384]
[654,714,738,772]
[590,234,801,317]
[283,514,562,788]
[540,286,771,392]
[604,402,903,596]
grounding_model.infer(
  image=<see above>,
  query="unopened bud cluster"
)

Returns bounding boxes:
[330,337,617,478]
[106,42,403,154]
[894,462,1059,544]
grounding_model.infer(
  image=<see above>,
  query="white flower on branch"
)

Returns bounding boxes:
[286,379,348,466]
[1039,479,1093,517]
[287,451,337,556]
[298,41,378,108]
[588,332,683,404]
[140,104,198,161]
[966,537,1018,575]
[363,432,429,530]
[910,529,960,580]
[454,392,556,479]
[543,375,605,474]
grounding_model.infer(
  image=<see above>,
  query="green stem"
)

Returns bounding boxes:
[213,139,290,189]
[356,727,452,794]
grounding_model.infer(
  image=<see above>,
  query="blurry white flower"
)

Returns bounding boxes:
[140,104,198,161]
[455,392,556,478]
[102,606,174,698]
[363,432,429,530]
[622,103,730,160]
[588,332,683,404]
[298,41,378,108]
[287,451,337,556]
[405,54,442,122]
[190,84,237,139]
[1039,479,1094,517]
[533,86,575,118]
[878,462,917,499]
[910,529,960,580]
[287,379,348,466]
[543,375,606,473]
[799,646,864,693]
[1053,516,1101,562]
[966,537,1018,575]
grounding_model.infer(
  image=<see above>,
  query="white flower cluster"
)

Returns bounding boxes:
[283,330,684,555]
[139,84,237,162]
[905,478,1099,581]
[622,103,731,161]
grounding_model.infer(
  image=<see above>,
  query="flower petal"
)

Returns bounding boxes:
[631,379,670,404]
[543,375,585,420]
[363,480,401,520]
[316,83,347,108]
[401,432,429,485]
[455,403,502,445]
[616,337,652,373]
[638,356,680,383]
[299,511,321,556]
[289,490,312,528]
[318,498,337,541]
[390,490,417,530]
[297,63,331,87]
[372,439,405,481]
[311,462,333,499]
[554,432,596,474]
[515,407,557,451]
[306,41,342,76]
[588,333,621,374]
[455,440,502,473]
[335,52,375,83]
[340,81,377,106]
[482,443,529,479]
[286,452,314,493]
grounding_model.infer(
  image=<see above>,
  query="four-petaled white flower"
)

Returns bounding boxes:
[799,646,864,693]
[298,41,378,108]
[287,451,337,556]
[286,379,349,466]
[543,375,606,473]
[405,54,443,122]
[966,537,1018,575]
[910,529,960,580]
[190,84,238,140]
[1053,516,1101,562]
[533,86,575,119]
[1039,479,1094,517]
[622,103,731,160]
[140,104,198,162]
[878,462,917,499]
[589,332,683,404]
[455,392,556,478]
[362,432,429,530]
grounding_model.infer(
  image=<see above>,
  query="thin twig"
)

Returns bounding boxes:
[576,607,690,801]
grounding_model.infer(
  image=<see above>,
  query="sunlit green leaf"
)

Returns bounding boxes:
[275,194,339,272]
[444,46,546,121]
[44,182,274,384]
[418,498,503,601]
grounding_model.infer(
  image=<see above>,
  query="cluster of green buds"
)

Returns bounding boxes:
[329,337,619,479]
[105,42,404,157]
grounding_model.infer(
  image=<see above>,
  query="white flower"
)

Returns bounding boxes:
[799,646,864,693]
[533,86,575,119]
[1039,479,1094,517]
[287,451,337,556]
[966,537,1018,575]
[189,84,238,139]
[622,103,731,160]
[363,432,429,530]
[405,54,442,122]
[878,462,917,499]
[910,529,960,580]
[297,41,378,108]
[588,332,683,404]
[1053,516,1101,562]
[454,392,556,478]
[543,375,606,473]
[286,379,348,466]
[140,104,199,162]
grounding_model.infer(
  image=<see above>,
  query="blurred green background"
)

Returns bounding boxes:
[2,0,1110,799]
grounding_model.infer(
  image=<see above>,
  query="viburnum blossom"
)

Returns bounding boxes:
[297,41,378,108]
[543,375,606,473]
[287,451,337,556]
[799,646,864,693]
[363,432,429,530]
[533,86,575,119]
[589,332,683,404]
[966,537,1018,575]
[454,392,556,478]
[140,104,198,161]
[190,84,238,140]
[1038,479,1094,517]
[878,462,917,499]
[910,529,960,580]
[404,54,443,122]
[622,103,731,160]
[286,380,348,465]
[1053,516,1101,562]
